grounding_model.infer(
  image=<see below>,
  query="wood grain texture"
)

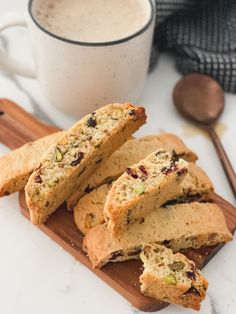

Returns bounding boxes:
[1,99,236,312]
[0,99,60,149]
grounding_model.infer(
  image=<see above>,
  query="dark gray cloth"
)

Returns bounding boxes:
[151,0,236,93]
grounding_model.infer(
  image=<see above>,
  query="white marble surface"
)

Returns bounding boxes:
[0,1,236,314]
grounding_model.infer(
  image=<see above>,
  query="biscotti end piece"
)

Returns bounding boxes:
[104,150,189,235]
[74,183,111,235]
[25,103,146,225]
[139,244,208,311]
[0,132,62,197]
[84,202,232,268]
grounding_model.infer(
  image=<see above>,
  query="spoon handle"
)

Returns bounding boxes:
[207,127,236,199]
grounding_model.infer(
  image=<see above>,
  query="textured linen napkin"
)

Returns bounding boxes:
[151,0,236,93]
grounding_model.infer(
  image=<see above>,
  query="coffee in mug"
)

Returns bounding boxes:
[0,0,155,116]
[34,0,151,43]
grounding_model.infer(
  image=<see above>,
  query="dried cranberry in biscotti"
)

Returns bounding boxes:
[71,152,84,166]
[126,168,138,179]
[34,175,42,183]
[87,116,97,128]
[139,165,148,176]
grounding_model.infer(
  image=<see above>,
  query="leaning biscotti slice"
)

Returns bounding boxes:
[74,183,111,235]
[104,150,189,235]
[83,202,232,268]
[67,133,198,209]
[74,163,213,234]
[25,103,146,225]
[0,132,62,197]
[140,244,208,311]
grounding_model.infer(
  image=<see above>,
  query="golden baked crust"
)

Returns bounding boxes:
[83,202,232,268]
[74,183,111,235]
[140,244,208,311]
[25,103,146,225]
[0,132,62,197]
[67,133,198,209]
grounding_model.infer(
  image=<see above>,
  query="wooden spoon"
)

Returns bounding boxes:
[173,73,236,199]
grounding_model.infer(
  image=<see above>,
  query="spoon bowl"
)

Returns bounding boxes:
[173,74,225,126]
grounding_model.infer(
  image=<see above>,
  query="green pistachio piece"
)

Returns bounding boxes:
[47,178,59,188]
[48,181,56,188]
[164,274,177,285]
[54,147,63,162]
[133,182,146,195]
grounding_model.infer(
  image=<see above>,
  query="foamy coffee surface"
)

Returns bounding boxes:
[32,0,151,43]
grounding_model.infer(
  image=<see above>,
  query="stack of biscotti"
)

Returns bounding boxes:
[83,202,232,268]
[81,141,231,310]
[0,103,146,224]
[24,103,146,224]
[67,133,198,209]
[139,244,208,311]
[75,162,213,235]
[0,101,232,311]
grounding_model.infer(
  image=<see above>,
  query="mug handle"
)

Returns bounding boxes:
[0,12,36,78]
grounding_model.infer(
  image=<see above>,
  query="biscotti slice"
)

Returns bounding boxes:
[25,103,146,225]
[74,183,111,235]
[162,162,214,206]
[141,133,198,162]
[74,163,213,234]
[0,132,62,197]
[139,244,208,311]
[83,202,232,268]
[67,133,198,209]
[104,150,189,235]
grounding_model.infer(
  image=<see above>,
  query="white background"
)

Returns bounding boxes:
[0,1,235,314]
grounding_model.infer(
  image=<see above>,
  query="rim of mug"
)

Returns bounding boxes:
[28,0,155,47]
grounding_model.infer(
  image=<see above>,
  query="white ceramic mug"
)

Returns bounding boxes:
[0,0,155,117]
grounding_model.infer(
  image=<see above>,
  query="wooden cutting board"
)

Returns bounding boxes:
[1,99,236,312]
